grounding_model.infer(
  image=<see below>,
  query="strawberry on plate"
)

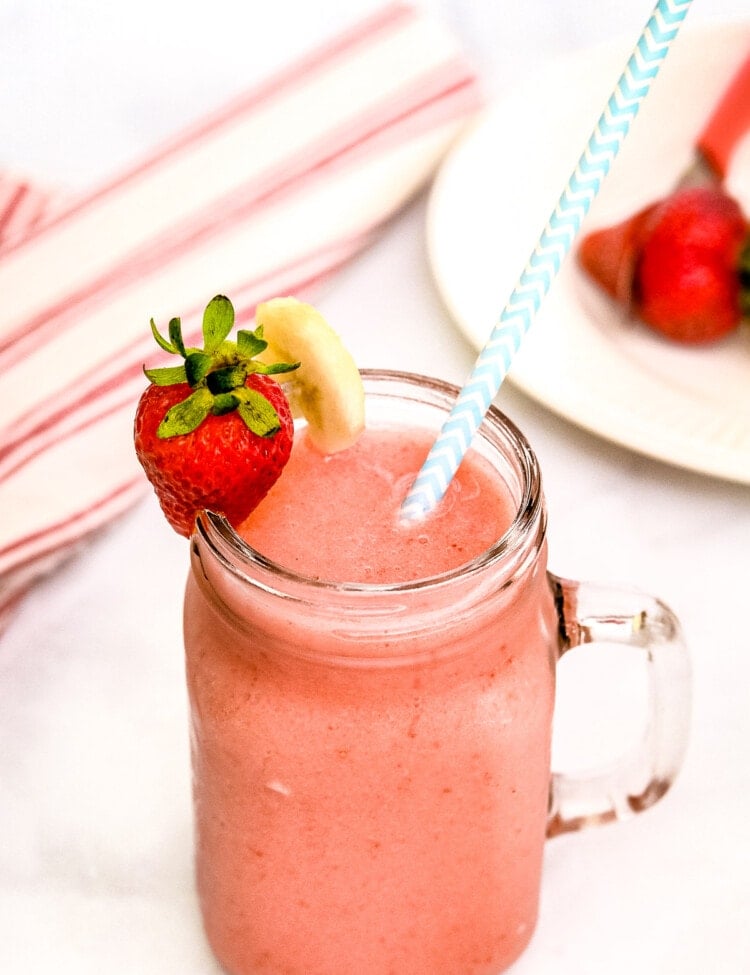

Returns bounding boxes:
[578,186,750,344]
[134,295,298,537]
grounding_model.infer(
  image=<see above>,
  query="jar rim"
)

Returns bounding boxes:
[192,369,545,596]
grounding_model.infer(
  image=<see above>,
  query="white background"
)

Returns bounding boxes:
[1,2,749,973]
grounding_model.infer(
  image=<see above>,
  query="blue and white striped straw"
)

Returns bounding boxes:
[401,0,694,521]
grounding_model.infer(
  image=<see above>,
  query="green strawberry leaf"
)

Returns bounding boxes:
[185,350,213,387]
[144,296,299,437]
[150,318,177,355]
[237,326,268,359]
[207,363,248,394]
[236,387,281,437]
[211,392,240,415]
[202,295,235,353]
[145,364,188,386]
[168,317,187,357]
[157,387,214,438]
[259,360,301,375]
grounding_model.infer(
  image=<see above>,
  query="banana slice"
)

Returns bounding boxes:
[255,297,365,453]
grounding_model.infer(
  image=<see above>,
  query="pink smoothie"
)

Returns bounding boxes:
[240,427,515,583]
[184,424,557,975]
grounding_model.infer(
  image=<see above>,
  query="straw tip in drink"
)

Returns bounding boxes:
[399,491,433,524]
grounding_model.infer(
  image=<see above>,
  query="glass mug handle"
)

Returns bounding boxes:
[547,574,691,837]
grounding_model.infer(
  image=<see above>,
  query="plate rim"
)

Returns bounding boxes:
[426,20,750,485]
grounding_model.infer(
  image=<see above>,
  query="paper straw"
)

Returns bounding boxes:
[401,0,694,521]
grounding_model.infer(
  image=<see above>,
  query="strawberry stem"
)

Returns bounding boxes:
[739,236,750,319]
[144,295,299,439]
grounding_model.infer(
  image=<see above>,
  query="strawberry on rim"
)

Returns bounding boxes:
[134,295,299,537]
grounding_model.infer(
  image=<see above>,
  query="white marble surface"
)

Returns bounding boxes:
[2,1,749,973]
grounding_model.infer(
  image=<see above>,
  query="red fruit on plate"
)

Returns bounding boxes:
[134,295,298,537]
[578,201,659,304]
[634,187,749,343]
[578,186,750,344]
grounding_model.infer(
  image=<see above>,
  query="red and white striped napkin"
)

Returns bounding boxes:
[0,2,481,631]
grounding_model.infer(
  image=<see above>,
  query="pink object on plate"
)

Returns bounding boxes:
[695,50,750,180]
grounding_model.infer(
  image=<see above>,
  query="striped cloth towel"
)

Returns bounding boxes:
[0,2,481,632]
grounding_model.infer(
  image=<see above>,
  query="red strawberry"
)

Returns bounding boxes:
[578,186,750,344]
[134,295,299,537]
[634,187,749,342]
[578,201,659,305]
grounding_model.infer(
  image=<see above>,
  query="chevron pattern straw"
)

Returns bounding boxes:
[401,0,693,521]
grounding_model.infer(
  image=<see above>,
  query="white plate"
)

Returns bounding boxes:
[427,22,750,484]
